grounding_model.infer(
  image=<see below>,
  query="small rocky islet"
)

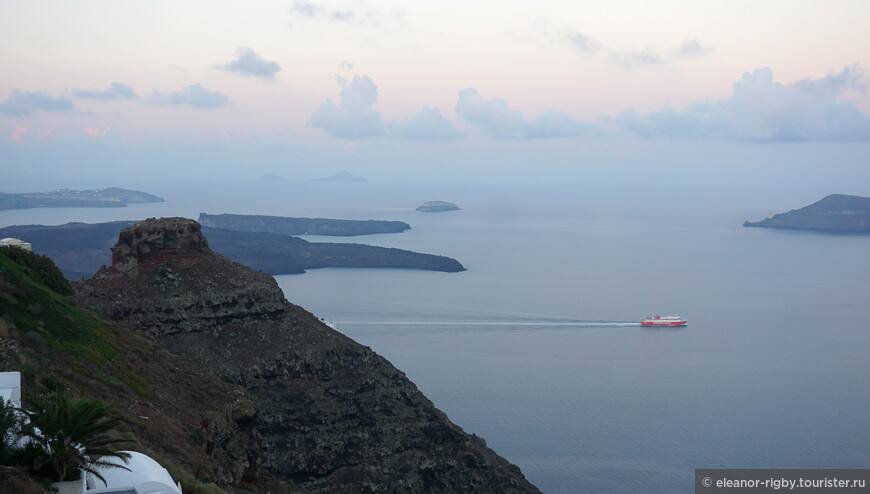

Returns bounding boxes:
[417,201,460,212]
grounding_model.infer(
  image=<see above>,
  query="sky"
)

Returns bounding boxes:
[2,0,869,191]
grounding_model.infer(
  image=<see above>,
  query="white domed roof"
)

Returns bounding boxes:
[87,451,181,494]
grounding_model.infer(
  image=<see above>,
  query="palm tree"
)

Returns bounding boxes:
[0,398,23,465]
[17,390,131,484]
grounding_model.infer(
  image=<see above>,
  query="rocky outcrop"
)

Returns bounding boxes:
[417,201,460,212]
[744,194,870,233]
[74,217,539,494]
[111,217,210,277]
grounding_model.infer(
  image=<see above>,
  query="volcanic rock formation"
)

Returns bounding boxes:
[74,217,539,494]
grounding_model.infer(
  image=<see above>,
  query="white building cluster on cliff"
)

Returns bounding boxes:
[0,238,32,251]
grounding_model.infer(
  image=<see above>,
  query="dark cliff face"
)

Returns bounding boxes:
[74,217,540,494]
[111,217,211,277]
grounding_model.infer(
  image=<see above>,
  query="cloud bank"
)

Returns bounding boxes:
[610,39,714,68]
[455,88,599,139]
[389,107,462,140]
[217,47,281,80]
[618,65,870,142]
[0,90,74,116]
[289,1,403,27]
[526,20,712,68]
[309,75,385,138]
[149,84,229,108]
[70,82,139,100]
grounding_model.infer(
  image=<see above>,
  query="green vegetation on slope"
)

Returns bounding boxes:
[0,247,270,494]
[0,248,147,395]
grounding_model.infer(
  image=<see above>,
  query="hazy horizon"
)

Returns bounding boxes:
[2,1,869,193]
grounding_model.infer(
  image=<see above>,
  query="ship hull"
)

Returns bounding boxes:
[640,320,687,327]
[640,316,687,327]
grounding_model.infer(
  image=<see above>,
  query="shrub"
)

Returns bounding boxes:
[0,248,73,296]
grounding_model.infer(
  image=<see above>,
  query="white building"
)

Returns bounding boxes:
[0,237,32,251]
[0,372,182,494]
[86,451,183,494]
[0,371,22,408]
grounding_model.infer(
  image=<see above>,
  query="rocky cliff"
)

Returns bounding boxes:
[73,217,539,494]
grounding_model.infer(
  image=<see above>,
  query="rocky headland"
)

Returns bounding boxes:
[0,187,164,210]
[0,220,464,280]
[743,194,870,233]
[71,217,540,493]
[417,201,460,212]
[199,213,411,236]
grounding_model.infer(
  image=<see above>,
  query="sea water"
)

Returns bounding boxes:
[2,181,868,494]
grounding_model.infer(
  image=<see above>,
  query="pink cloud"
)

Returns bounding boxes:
[84,126,111,137]
[11,126,27,143]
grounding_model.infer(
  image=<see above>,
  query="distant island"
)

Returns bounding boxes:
[0,187,164,210]
[312,170,367,182]
[743,194,870,233]
[0,220,464,279]
[417,201,460,212]
[199,213,411,236]
[258,173,286,181]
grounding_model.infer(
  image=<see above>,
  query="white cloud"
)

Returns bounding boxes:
[217,47,281,80]
[671,39,714,58]
[0,90,74,116]
[10,126,27,143]
[70,82,139,100]
[526,20,711,68]
[289,1,403,27]
[564,28,601,56]
[84,127,111,137]
[389,107,462,140]
[149,84,229,108]
[618,65,870,142]
[455,88,600,139]
[309,75,385,139]
[610,38,714,68]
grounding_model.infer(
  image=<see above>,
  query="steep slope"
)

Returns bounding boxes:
[0,247,265,494]
[744,193,870,233]
[73,218,540,494]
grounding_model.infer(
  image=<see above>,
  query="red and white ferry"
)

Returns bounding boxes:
[640,315,687,327]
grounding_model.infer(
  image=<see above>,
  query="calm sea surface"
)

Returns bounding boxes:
[3,181,868,493]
